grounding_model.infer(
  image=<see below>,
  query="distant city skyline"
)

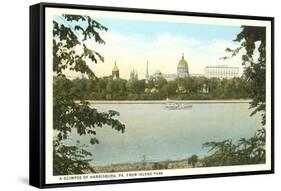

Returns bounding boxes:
[55,16,246,80]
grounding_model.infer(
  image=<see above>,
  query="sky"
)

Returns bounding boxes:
[55,15,244,79]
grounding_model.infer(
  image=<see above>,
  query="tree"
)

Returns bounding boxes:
[202,128,265,167]
[188,155,198,167]
[225,26,266,125]
[53,15,125,175]
[154,76,168,89]
[202,26,266,167]
[167,80,177,97]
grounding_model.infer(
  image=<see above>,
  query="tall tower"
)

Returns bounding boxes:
[145,60,149,83]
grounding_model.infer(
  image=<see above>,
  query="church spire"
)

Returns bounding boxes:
[146,60,149,78]
[145,60,150,83]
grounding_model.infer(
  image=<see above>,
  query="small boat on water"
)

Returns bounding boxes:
[165,98,192,110]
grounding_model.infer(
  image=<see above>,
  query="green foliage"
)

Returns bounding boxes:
[53,15,125,175]
[202,128,265,167]
[152,161,169,170]
[53,76,125,141]
[188,155,198,167]
[225,26,266,125]
[65,76,251,100]
[53,139,95,175]
[201,26,266,167]
[53,14,107,79]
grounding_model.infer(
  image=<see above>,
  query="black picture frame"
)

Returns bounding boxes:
[29,2,274,188]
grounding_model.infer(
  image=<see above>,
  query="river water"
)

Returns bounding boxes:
[70,103,261,166]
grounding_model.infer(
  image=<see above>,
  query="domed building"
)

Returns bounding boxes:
[112,61,120,79]
[177,53,189,78]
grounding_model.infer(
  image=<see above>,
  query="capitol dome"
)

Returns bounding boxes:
[178,55,188,66]
[177,53,189,78]
[112,61,120,79]
[112,63,119,72]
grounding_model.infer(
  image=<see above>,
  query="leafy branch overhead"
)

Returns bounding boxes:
[63,14,108,41]
[53,14,108,79]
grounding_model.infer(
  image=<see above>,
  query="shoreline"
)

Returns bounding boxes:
[86,99,252,104]
[92,158,196,173]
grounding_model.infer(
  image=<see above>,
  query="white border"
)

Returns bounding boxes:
[45,7,272,184]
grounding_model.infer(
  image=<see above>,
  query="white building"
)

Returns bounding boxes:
[150,71,178,81]
[151,70,163,80]
[129,69,138,81]
[163,73,177,81]
[204,65,239,79]
[190,74,204,78]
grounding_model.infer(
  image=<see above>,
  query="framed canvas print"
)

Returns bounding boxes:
[29,2,274,188]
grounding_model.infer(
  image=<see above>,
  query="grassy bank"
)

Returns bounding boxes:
[93,158,202,173]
